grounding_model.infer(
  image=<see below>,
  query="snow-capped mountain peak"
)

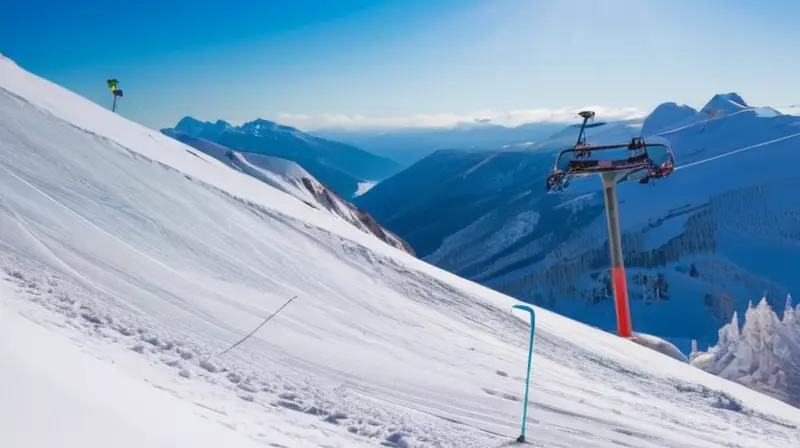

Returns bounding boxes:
[641,101,698,136]
[174,116,233,141]
[165,116,401,199]
[239,118,299,136]
[701,92,750,115]
[176,117,308,140]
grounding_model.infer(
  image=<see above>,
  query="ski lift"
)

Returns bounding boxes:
[545,111,675,192]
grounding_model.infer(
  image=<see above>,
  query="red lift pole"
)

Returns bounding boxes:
[601,171,632,337]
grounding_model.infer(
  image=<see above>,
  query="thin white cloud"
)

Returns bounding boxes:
[276,106,647,131]
[776,105,800,116]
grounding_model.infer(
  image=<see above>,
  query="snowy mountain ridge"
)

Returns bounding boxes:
[700,92,749,115]
[163,129,414,255]
[314,122,569,167]
[165,115,401,199]
[2,54,800,447]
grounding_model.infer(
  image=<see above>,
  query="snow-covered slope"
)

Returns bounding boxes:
[0,288,342,448]
[2,54,800,447]
[641,102,698,136]
[162,130,413,255]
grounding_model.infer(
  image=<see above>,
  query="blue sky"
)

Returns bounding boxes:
[2,0,798,130]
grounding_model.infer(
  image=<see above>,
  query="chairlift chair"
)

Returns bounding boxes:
[545,111,676,192]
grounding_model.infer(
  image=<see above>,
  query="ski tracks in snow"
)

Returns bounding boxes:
[0,217,504,447]
[3,206,800,447]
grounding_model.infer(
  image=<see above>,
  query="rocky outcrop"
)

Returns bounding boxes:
[298,177,415,256]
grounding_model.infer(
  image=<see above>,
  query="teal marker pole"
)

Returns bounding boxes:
[511,304,536,444]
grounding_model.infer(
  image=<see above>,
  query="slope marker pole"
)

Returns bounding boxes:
[511,304,536,443]
[600,172,632,338]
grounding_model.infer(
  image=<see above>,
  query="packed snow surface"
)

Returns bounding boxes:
[0,293,356,448]
[2,54,800,447]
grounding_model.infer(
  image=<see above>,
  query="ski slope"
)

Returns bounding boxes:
[0,288,347,448]
[2,54,800,448]
[162,129,324,204]
[161,129,412,254]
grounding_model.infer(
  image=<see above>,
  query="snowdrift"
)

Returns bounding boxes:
[2,54,800,447]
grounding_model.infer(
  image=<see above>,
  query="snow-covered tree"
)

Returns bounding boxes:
[692,295,800,407]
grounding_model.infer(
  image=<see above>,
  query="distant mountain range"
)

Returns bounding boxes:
[313,122,569,167]
[162,129,414,255]
[357,92,800,354]
[353,148,554,257]
[162,117,401,199]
